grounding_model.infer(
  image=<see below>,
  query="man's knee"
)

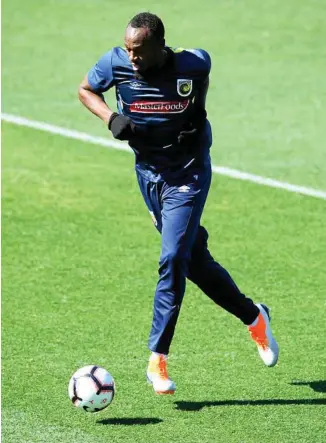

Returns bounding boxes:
[159,248,190,272]
[192,226,209,253]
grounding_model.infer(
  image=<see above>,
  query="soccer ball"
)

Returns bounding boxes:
[68,365,115,413]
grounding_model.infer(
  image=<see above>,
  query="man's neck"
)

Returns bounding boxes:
[156,49,168,68]
[135,49,172,80]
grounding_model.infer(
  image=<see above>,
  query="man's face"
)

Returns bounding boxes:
[124,26,163,73]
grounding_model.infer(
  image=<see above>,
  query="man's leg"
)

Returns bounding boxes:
[188,226,259,324]
[187,226,279,366]
[148,171,211,355]
[144,167,211,394]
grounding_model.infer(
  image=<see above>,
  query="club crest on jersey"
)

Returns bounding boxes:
[177,79,193,97]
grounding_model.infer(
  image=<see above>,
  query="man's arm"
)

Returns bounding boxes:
[78,74,136,141]
[177,76,209,147]
[78,75,114,126]
[193,76,209,110]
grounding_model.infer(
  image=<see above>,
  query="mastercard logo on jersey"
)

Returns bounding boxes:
[130,100,190,113]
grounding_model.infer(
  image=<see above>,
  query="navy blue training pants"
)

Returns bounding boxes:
[136,162,258,354]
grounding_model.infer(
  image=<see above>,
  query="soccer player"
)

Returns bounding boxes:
[78,12,279,395]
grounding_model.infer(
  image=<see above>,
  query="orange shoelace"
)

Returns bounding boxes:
[158,357,169,379]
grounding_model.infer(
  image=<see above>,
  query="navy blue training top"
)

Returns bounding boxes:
[88,46,212,179]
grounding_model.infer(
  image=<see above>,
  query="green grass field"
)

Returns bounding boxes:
[2,1,326,442]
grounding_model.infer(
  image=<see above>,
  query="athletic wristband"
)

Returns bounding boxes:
[108,113,119,130]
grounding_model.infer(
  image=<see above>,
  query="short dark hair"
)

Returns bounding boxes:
[128,12,165,41]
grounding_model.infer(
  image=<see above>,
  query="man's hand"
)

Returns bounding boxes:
[177,107,207,147]
[108,113,136,141]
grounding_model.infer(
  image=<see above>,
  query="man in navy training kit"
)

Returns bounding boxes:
[79,12,279,395]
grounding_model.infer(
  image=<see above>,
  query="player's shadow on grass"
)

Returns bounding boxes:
[290,380,326,393]
[97,417,163,426]
[175,398,326,411]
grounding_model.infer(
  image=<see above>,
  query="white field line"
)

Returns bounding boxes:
[2,112,326,201]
